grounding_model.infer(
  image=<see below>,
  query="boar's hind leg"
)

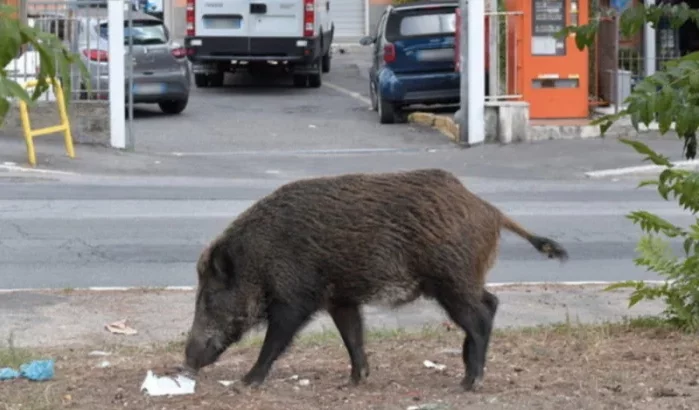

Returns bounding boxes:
[328,304,369,385]
[242,300,316,387]
[436,287,493,392]
[480,290,499,356]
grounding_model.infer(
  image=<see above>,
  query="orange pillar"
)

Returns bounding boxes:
[506,0,590,119]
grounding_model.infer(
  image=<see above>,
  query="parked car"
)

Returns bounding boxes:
[32,6,191,114]
[360,0,459,124]
[183,0,334,88]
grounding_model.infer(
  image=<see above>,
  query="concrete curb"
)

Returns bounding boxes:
[407,112,460,143]
[0,280,670,294]
[406,110,669,145]
[585,159,699,179]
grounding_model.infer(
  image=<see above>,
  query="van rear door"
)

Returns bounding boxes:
[248,0,303,38]
[196,0,250,53]
[385,5,457,74]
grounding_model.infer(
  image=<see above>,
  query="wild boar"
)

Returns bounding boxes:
[183,168,568,391]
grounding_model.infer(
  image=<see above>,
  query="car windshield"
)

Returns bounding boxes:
[385,7,456,41]
[98,20,167,45]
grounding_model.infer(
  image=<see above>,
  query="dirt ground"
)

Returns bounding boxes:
[1,321,698,410]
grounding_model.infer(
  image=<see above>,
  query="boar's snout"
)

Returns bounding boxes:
[184,331,222,373]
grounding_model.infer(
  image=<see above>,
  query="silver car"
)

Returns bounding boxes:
[34,7,192,114]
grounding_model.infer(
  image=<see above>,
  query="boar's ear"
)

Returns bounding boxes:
[208,240,234,287]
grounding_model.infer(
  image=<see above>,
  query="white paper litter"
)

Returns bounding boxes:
[218,380,235,387]
[140,370,196,396]
[423,360,446,371]
[88,351,112,357]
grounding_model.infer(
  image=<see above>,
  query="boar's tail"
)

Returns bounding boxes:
[500,213,569,262]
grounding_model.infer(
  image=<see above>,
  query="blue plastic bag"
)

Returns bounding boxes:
[19,360,55,382]
[0,367,20,380]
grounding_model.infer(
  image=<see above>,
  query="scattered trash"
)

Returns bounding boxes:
[140,370,196,396]
[423,360,446,371]
[98,361,111,368]
[0,368,20,380]
[105,319,138,336]
[218,380,235,387]
[290,374,299,381]
[21,360,55,381]
[308,124,317,128]
[407,403,449,410]
[1,360,55,382]
[88,351,112,357]
[298,378,310,386]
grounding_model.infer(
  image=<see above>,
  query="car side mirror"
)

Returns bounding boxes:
[359,36,375,46]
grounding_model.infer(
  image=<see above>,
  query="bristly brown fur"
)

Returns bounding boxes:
[184,168,568,392]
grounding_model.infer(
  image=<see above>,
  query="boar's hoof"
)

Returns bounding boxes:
[350,365,370,385]
[462,376,484,392]
[241,372,266,388]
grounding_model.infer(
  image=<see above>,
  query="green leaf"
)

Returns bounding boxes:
[1,78,32,104]
[604,281,640,292]
[619,138,673,166]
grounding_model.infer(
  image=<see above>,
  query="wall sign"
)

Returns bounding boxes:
[532,0,567,56]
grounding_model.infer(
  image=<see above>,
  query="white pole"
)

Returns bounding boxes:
[467,0,485,145]
[456,0,468,143]
[108,0,126,149]
[488,0,499,98]
[643,0,655,78]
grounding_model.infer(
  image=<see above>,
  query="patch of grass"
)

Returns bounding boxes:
[0,333,41,369]
[153,316,673,358]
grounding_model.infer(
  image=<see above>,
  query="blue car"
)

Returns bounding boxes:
[360,0,459,124]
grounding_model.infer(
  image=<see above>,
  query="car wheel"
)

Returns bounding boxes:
[158,98,188,115]
[208,72,224,87]
[321,52,331,73]
[369,81,378,112]
[293,74,307,87]
[194,74,208,88]
[377,88,395,124]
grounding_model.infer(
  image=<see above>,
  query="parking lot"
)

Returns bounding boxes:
[128,47,456,156]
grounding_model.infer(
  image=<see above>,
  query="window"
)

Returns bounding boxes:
[98,20,168,45]
[386,8,456,41]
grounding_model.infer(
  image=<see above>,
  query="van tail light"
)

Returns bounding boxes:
[186,0,195,37]
[83,49,109,62]
[171,47,187,59]
[383,43,396,63]
[303,0,314,37]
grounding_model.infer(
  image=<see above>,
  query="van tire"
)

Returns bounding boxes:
[308,72,322,88]
[321,52,331,73]
[293,74,308,87]
[194,74,208,88]
[209,72,225,87]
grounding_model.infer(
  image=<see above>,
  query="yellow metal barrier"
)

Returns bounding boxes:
[19,78,75,167]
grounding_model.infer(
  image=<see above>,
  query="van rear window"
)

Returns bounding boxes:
[385,7,456,41]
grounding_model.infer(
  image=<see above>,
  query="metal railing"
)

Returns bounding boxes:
[5,0,136,103]
[593,14,682,113]
[484,10,524,102]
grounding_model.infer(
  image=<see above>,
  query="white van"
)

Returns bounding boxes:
[183,0,334,88]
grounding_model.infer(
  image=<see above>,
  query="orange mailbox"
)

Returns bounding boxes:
[506,0,589,119]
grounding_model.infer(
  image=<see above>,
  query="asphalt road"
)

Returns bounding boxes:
[0,174,688,290]
[127,47,456,155]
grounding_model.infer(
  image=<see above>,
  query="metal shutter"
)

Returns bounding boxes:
[331,0,365,38]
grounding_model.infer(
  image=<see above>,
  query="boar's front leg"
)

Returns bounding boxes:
[328,303,370,385]
[242,300,316,387]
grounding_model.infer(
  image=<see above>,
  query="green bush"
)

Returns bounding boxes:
[561,3,699,331]
[0,4,88,124]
